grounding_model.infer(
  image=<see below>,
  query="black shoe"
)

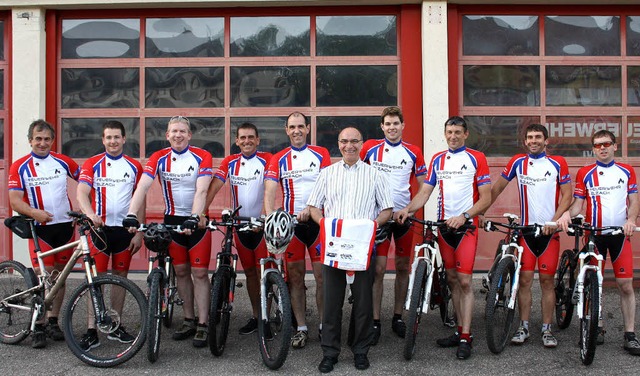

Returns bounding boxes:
[79,330,100,351]
[354,354,370,370]
[262,322,274,341]
[192,324,208,348]
[172,319,197,340]
[46,321,65,341]
[32,326,47,349]
[391,318,406,338]
[456,339,472,360]
[370,322,381,346]
[107,326,135,343]
[318,356,338,373]
[437,332,460,348]
[239,317,258,335]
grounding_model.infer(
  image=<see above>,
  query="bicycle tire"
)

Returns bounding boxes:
[62,274,148,368]
[485,257,517,354]
[580,270,599,365]
[146,272,163,363]
[258,271,292,370]
[555,249,576,329]
[437,268,455,327]
[163,263,176,328]
[0,260,36,344]
[208,267,231,356]
[404,259,429,360]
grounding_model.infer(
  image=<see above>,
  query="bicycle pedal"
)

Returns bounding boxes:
[236,282,243,288]
[176,299,184,306]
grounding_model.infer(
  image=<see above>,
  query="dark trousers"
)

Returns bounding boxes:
[321,262,374,358]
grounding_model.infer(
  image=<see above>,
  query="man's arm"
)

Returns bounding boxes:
[77,182,103,227]
[264,179,278,215]
[446,183,492,229]
[542,182,574,235]
[309,206,323,226]
[192,175,213,224]
[205,178,225,210]
[624,192,639,237]
[395,183,435,223]
[556,197,584,232]
[375,208,393,226]
[489,176,509,206]
[127,174,154,216]
[9,190,53,223]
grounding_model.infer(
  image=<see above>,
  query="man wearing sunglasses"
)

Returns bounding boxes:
[557,129,640,356]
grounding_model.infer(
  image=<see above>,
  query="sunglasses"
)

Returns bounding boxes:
[169,115,190,125]
[593,141,614,148]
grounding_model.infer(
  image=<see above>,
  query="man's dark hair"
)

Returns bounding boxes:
[525,123,548,140]
[444,116,467,131]
[591,129,616,145]
[236,122,259,138]
[28,119,55,140]
[102,120,126,137]
[381,106,404,124]
[286,111,309,126]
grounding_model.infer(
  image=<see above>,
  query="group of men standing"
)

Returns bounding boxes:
[7,107,640,372]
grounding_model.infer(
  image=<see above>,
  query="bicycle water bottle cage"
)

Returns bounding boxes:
[144,224,172,253]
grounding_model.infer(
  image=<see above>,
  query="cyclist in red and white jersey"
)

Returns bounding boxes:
[396,116,491,360]
[124,116,213,348]
[557,129,640,355]
[264,112,331,348]
[485,123,572,348]
[206,122,272,336]
[8,119,80,348]
[76,120,144,349]
[360,106,427,343]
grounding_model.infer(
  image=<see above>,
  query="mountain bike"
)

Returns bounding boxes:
[483,213,543,354]
[0,212,147,367]
[403,217,474,360]
[552,218,639,365]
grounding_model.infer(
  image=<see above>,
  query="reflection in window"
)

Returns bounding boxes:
[629,67,640,106]
[317,66,397,106]
[464,116,540,157]
[61,19,140,59]
[628,17,640,56]
[545,116,621,157]
[628,116,640,156]
[60,118,140,158]
[546,66,620,106]
[230,117,290,155]
[145,117,225,158]
[463,65,539,106]
[230,17,310,56]
[317,116,383,157]
[146,67,224,108]
[463,16,538,56]
[61,68,139,108]
[545,16,619,56]
[316,16,396,56]
[146,18,224,58]
[230,66,310,107]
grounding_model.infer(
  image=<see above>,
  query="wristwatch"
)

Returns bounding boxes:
[462,212,471,220]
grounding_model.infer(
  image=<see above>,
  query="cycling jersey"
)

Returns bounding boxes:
[214,151,273,218]
[501,152,571,225]
[360,138,427,210]
[144,146,213,217]
[574,160,638,228]
[424,146,491,221]
[8,152,80,225]
[79,153,143,227]
[265,144,331,215]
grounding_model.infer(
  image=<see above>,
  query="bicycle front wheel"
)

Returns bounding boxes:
[485,257,517,354]
[163,263,176,328]
[404,259,429,360]
[62,275,148,368]
[208,267,232,356]
[555,249,576,329]
[0,260,36,344]
[580,270,600,365]
[437,268,455,327]
[258,271,292,370]
[147,272,163,363]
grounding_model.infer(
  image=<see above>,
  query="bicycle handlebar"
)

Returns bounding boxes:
[407,217,476,232]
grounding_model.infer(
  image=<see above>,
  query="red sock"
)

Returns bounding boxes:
[457,326,462,335]
[460,332,472,342]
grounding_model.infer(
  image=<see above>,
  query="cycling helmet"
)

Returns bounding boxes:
[143,224,172,253]
[264,209,295,254]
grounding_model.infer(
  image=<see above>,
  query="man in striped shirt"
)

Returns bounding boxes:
[308,127,393,373]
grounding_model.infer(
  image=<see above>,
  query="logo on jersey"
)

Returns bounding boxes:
[254,169,260,175]
[461,164,467,170]
[124,172,130,178]
[619,178,625,184]
[310,161,316,168]
[188,166,195,172]
[400,159,407,165]
[55,169,61,174]
[545,171,551,177]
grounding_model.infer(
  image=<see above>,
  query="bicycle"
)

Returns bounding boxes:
[403,217,474,360]
[138,222,180,363]
[482,213,543,354]
[0,212,147,367]
[552,218,639,365]
[207,207,263,357]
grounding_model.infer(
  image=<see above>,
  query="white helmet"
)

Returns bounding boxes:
[264,209,295,254]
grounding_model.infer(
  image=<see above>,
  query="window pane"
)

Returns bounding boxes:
[61,68,139,108]
[545,116,621,157]
[146,67,224,108]
[462,16,538,56]
[317,65,397,107]
[545,16,620,56]
[0,70,4,109]
[61,19,140,59]
[230,17,310,56]
[546,66,620,106]
[317,116,384,157]
[230,117,290,155]
[628,66,640,106]
[628,16,640,56]
[464,116,540,157]
[146,18,224,58]
[145,117,224,158]
[316,16,396,56]
[230,66,310,107]
[628,116,640,156]
[0,119,4,160]
[60,118,140,158]
[463,65,540,106]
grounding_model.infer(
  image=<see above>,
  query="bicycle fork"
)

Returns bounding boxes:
[574,252,604,321]
[259,257,284,321]
[505,243,524,310]
[404,244,435,312]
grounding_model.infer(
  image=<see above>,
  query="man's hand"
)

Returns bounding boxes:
[88,213,104,228]
[297,206,311,222]
[31,209,54,224]
[182,214,200,235]
[556,212,571,233]
[129,232,143,255]
[542,223,558,236]
[394,208,410,224]
[446,214,467,230]
[623,219,637,238]
[122,214,140,233]
[478,214,488,229]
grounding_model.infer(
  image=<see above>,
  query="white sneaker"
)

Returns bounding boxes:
[511,326,529,344]
[542,330,558,348]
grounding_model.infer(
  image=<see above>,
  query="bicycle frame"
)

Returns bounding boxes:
[574,244,604,322]
[495,231,524,311]
[259,255,286,321]
[404,230,441,313]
